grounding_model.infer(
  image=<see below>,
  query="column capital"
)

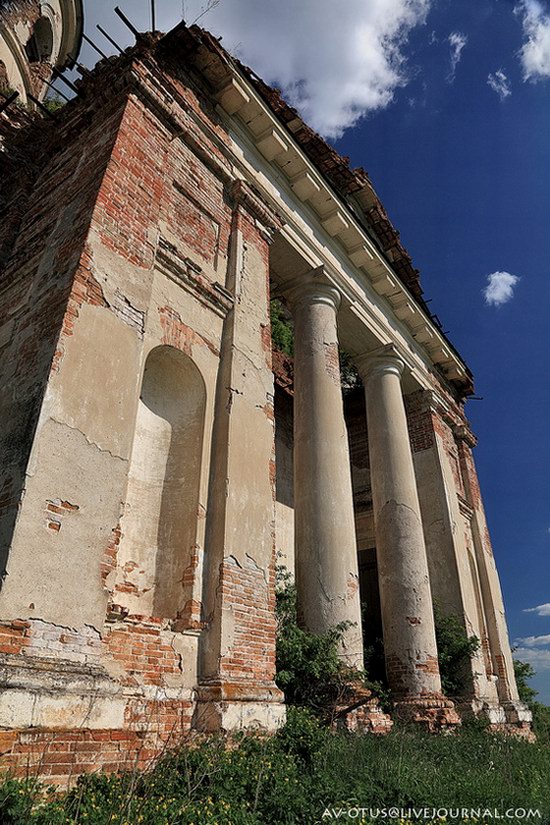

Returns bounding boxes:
[355,343,405,381]
[279,266,342,312]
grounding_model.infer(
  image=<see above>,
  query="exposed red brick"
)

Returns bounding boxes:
[103,622,182,687]
[159,306,219,356]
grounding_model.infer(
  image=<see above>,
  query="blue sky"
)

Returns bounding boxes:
[71,0,550,703]
[334,0,550,703]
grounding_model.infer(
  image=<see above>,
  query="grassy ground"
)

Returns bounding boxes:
[1,708,549,825]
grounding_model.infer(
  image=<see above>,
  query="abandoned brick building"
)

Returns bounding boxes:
[0,2,531,783]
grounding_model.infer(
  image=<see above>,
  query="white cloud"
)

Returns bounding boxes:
[483,271,520,306]
[515,634,550,646]
[447,31,467,81]
[516,0,550,81]
[513,646,550,670]
[487,69,512,99]
[524,603,550,616]
[181,0,433,137]
[80,0,433,138]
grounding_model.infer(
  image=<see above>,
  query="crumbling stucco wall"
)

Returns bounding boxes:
[0,43,285,781]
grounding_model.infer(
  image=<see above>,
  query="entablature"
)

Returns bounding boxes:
[162,25,473,398]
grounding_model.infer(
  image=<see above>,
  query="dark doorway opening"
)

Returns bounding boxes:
[359,546,386,684]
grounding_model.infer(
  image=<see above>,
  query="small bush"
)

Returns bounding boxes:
[41,94,65,114]
[532,702,550,746]
[274,568,384,718]
[514,657,539,705]
[434,604,480,697]
[270,299,294,356]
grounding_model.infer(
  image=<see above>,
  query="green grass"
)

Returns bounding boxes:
[1,708,549,824]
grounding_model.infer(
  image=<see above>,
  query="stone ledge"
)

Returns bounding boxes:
[193,680,286,733]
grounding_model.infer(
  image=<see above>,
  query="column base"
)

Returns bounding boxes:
[489,701,535,741]
[332,683,393,735]
[193,682,286,733]
[393,694,461,732]
[502,700,533,725]
[459,697,508,723]
[458,698,534,739]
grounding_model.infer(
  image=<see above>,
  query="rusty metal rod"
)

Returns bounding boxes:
[51,67,80,95]
[28,93,55,118]
[0,90,19,113]
[114,6,140,38]
[82,32,109,60]
[42,77,71,102]
[96,24,124,53]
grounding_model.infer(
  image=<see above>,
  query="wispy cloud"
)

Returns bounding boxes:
[483,271,520,306]
[524,603,550,616]
[516,0,550,81]
[447,31,467,81]
[513,646,550,670]
[487,69,512,99]
[515,634,550,647]
[81,0,433,140]
[514,609,550,670]
[180,0,433,138]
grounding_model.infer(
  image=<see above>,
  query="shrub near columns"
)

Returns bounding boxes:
[433,604,481,698]
[275,575,483,715]
[274,568,389,718]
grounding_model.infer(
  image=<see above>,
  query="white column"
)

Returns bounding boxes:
[358,345,443,700]
[288,271,363,667]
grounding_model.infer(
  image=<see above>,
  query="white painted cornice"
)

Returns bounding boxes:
[211,61,471,394]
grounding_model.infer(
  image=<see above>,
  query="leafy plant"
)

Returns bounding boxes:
[514,656,539,705]
[42,93,65,114]
[532,701,550,746]
[512,658,550,744]
[339,349,361,390]
[270,299,294,356]
[275,567,357,715]
[434,604,480,697]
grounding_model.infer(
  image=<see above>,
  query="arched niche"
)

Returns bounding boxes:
[25,17,54,63]
[116,345,206,620]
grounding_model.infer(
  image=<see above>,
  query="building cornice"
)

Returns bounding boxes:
[159,24,474,398]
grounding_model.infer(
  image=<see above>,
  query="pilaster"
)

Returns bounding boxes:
[455,430,532,732]
[196,180,285,731]
[405,390,500,709]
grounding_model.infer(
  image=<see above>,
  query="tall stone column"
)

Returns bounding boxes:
[287,270,363,667]
[357,345,458,727]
